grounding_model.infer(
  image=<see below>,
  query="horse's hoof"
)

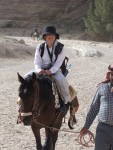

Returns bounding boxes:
[68,116,77,129]
[68,120,74,129]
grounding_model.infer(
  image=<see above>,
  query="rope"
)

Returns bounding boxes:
[33,119,79,133]
[33,119,94,147]
[77,130,95,147]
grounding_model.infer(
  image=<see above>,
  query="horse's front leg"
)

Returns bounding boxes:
[42,128,53,150]
[52,117,63,150]
[52,131,58,150]
[31,124,42,150]
[35,133,42,150]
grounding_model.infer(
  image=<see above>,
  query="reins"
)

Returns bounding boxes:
[32,81,40,116]
[33,119,80,133]
[33,119,95,147]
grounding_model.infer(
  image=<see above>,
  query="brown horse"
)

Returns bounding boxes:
[17,72,78,150]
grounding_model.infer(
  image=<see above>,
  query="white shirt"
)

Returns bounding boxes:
[34,40,65,74]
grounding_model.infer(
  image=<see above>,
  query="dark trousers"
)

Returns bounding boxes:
[95,122,113,150]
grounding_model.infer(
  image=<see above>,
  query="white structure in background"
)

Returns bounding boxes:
[79,46,98,57]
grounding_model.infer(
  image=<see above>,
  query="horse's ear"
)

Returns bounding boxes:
[32,72,38,87]
[32,72,37,81]
[17,72,25,83]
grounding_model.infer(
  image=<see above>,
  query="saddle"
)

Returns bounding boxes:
[49,76,78,111]
[69,85,77,101]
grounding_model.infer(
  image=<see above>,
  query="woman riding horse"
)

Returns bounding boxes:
[17,26,79,150]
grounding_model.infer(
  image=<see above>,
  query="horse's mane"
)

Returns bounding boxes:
[36,74,53,101]
[19,73,53,102]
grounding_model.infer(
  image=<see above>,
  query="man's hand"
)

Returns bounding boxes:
[78,127,95,147]
[80,127,89,136]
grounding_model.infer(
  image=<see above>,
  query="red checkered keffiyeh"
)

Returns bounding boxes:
[98,64,113,85]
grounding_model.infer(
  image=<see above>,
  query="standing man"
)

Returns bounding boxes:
[34,26,71,112]
[80,64,113,150]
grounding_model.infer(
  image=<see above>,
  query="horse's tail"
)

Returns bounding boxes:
[68,96,79,129]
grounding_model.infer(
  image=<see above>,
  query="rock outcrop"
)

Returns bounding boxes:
[0,0,89,33]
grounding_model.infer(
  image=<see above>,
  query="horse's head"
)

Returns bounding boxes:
[17,72,38,125]
[17,72,54,125]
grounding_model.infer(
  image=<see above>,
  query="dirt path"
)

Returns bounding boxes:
[0,39,113,149]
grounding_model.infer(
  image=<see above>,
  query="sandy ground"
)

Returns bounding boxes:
[0,31,113,150]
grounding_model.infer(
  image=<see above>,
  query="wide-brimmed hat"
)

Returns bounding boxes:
[42,26,59,39]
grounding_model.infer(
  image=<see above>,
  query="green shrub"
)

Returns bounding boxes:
[84,0,113,41]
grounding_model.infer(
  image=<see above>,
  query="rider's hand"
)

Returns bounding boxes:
[38,70,45,74]
[45,70,52,75]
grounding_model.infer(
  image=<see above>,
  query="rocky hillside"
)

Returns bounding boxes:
[0,0,89,34]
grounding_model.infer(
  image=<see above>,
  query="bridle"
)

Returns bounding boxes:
[20,81,40,118]
[32,81,40,117]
